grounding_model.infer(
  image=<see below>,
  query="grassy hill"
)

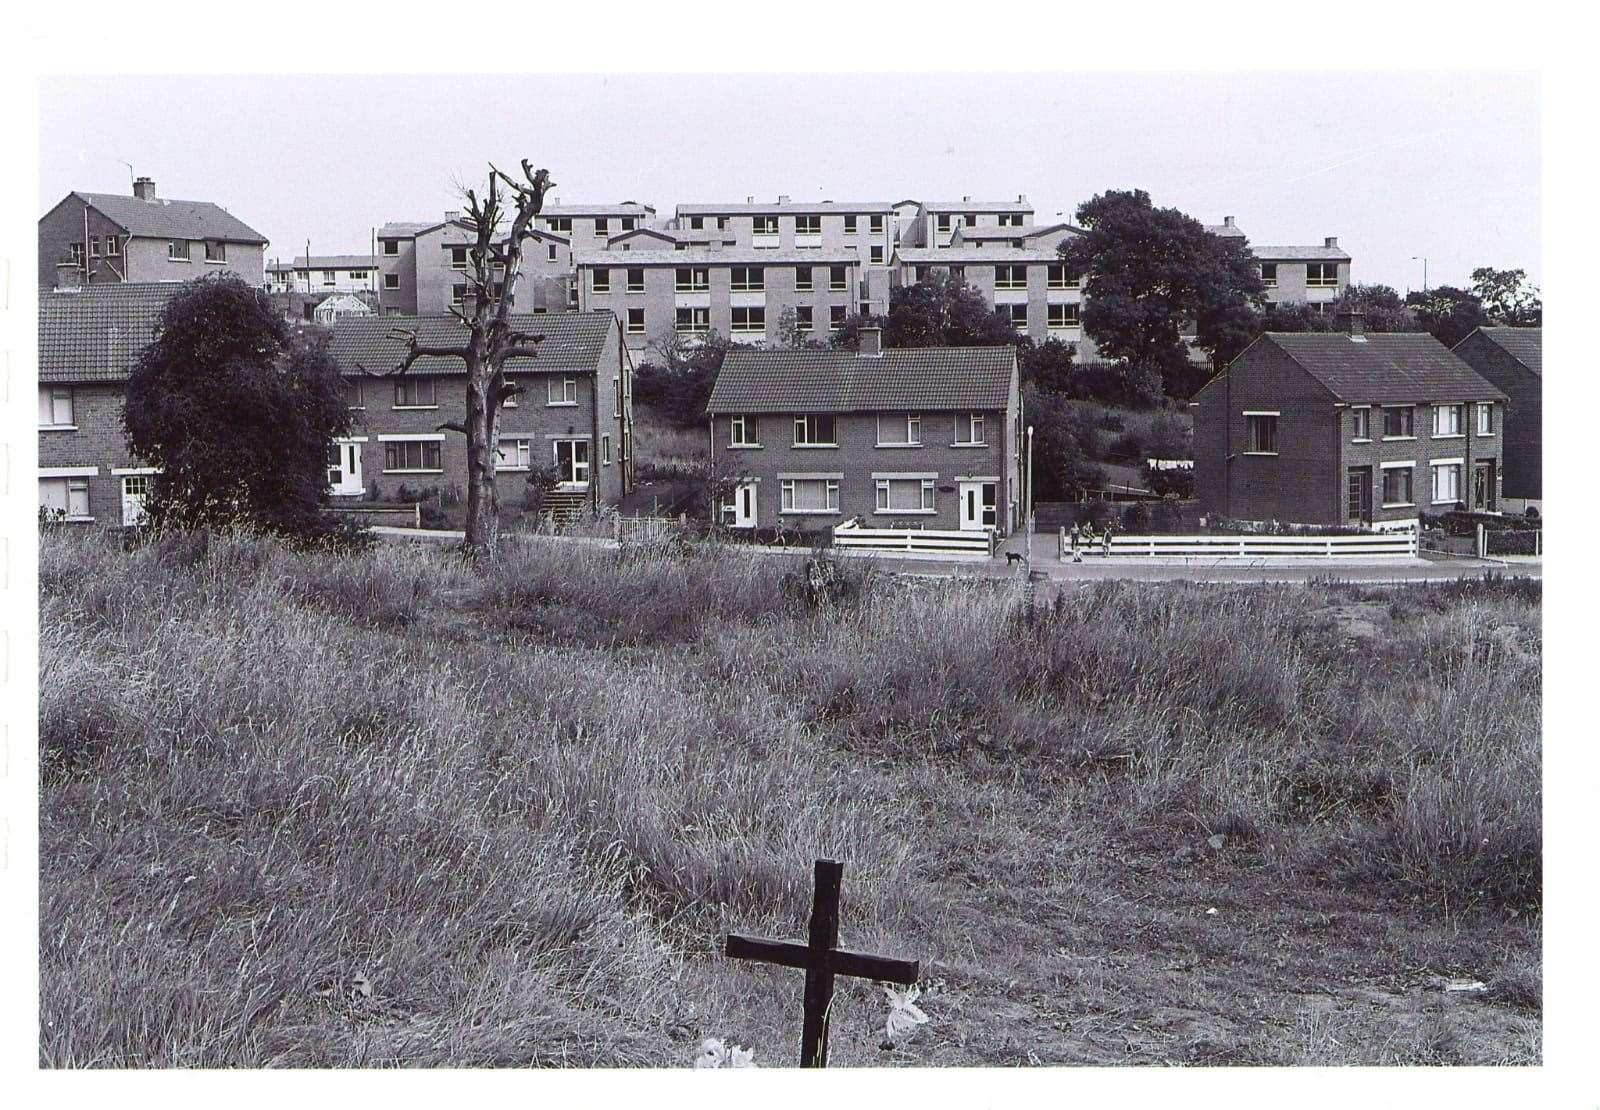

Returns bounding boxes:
[39,529,1540,1066]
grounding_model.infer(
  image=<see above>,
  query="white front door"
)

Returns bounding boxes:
[121,475,150,526]
[327,440,364,496]
[724,480,757,528]
[554,439,591,488]
[959,481,998,531]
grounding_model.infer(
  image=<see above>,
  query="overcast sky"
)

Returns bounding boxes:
[39,72,1538,294]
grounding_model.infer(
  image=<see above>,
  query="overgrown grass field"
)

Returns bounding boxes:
[39,529,1541,1066]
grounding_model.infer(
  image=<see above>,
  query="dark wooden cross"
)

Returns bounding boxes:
[725,858,919,1068]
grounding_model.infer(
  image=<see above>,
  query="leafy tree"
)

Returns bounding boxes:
[777,306,827,350]
[123,274,350,538]
[1020,337,1075,392]
[1254,284,1416,336]
[638,328,744,426]
[883,270,1019,348]
[1059,189,1265,399]
[1470,266,1542,326]
[1406,286,1486,348]
[1024,385,1108,500]
[827,310,889,351]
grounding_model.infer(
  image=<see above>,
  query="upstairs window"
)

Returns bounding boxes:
[394,377,437,408]
[594,217,610,235]
[620,217,635,231]
[689,216,704,230]
[1244,412,1279,454]
[795,266,814,291]
[381,239,400,256]
[383,274,400,290]
[450,246,469,270]
[795,306,814,331]
[675,267,709,292]
[1260,262,1278,287]
[39,386,73,427]
[548,377,578,405]
[205,240,227,262]
[1351,406,1371,441]
[104,235,120,257]
[731,266,764,292]
[935,214,954,234]
[1383,405,1415,438]
[675,306,709,334]
[843,215,858,233]
[753,215,779,236]
[626,268,645,293]
[829,305,846,329]
[869,215,885,235]
[870,246,885,265]
[626,308,646,334]
[88,236,100,257]
[1432,403,1464,437]
[995,264,1028,289]
[1307,262,1339,287]
[1047,303,1079,329]
[877,413,922,446]
[955,412,986,445]
[1046,263,1078,289]
[828,265,847,291]
[1476,402,1494,435]
[731,306,765,333]
[795,215,821,235]
[347,379,365,409]
[168,239,190,261]
[729,414,761,446]
[793,414,837,446]
[1005,304,1028,329]
[592,268,611,293]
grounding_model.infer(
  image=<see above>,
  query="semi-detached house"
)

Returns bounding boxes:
[705,329,1024,536]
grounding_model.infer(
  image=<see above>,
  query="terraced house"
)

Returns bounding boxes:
[1452,326,1541,511]
[326,311,634,515]
[38,283,182,526]
[1192,313,1505,528]
[38,177,267,289]
[705,330,1024,535]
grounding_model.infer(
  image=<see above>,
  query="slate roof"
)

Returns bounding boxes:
[1260,332,1506,404]
[38,283,185,384]
[1206,222,1248,237]
[1250,244,1351,261]
[377,221,443,239]
[288,255,379,270]
[1466,326,1542,375]
[574,248,859,267]
[706,347,1016,414]
[676,201,895,216]
[63,191,268,245]
[326,310,615,377]
[896,246,1060,264]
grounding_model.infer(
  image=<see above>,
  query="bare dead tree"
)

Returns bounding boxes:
[358,159,554,560]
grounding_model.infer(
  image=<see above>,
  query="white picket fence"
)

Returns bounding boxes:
[833,520,997,556]
[1059,528,1419,560]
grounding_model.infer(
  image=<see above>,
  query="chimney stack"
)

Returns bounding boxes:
[1337,310,1366,337]
[777,194,791,204]
[444,210,462,224]
[1018,193,1029,204]
[132,177,156,201]
[859,326,883,357]
[1224,216,1235,228]
[961,195,971,202]
[746,195,754,204]
[1325,236,1339,248]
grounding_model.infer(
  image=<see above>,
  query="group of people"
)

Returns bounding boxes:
[1066,520,1116,562]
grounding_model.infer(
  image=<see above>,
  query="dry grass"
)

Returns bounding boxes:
[632,403,708,479]
[39,529,1540,1067]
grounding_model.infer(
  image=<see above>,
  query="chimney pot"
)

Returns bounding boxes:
[1224,216,1235,227]
[132,177,156,201]
[1018,193,1028,204]
[778,194,791,204]
[1325,236,1339,248]
[746,195,754,204]
[859,326,882,357]
[445,210,461,223]
[1338,310,1366,337]
[962,195,971,202]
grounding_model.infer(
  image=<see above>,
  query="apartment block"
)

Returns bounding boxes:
[574,247,865,352]
[534,201,657,255]
[899,196,1036,248]
[267,255,378,295]
[1208,217,1351,309]
[39,177,268,289]
[891,246,1084,346]
[377,213,574,315]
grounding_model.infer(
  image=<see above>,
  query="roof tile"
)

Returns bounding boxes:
[1262,332,1506,403]
[38,283,186,384]
[707,347,1016,414]
[70,191,268,245]
[327,310,616,377]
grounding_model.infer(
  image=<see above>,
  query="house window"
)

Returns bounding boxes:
[38,386,73,427]
[1432,403,1464,437]
[1382,406,1415,438]
[1307,262,1339,287]
[950,265,965,282]
[731,306,766,333]
[955,412,985,445]
[383,439,443,472]
[936,214,954,234]
[829,305,846,329]
[447,246,469,270]
[1431,461,1463,505]
[793,414,837,446]
[675,267,709,292]
[547,244,558,263]
[546,217,572,233]
[394,378,437,408]
[592,269,611,293]
[626,308,646,334]
[602,434,613,464]
[39,477,91,520]
[844,215,858,233]
[828,266,847,291]
[384,274,400,290]
[1351,406,1371,440]
[675,307,709,334]
[104,235,120,257]
[753,215,778,236]
[1476,402,1494,435]
[69,242,85,266]
[730,414,761,446]
[869,215,885,235]
[1244,413,1279,454]
[496,438,532,471]
[1047,303,1080,329]
[1382,465,1415,507]
[795,215,821,236]
[995,264,1028,289]
[689,216,704,230]
[451,283,469,305]
[548,377,578,405]
[346,379,365,409]
[1260,263,1278,287]
[594,218,610,235]
[731,266,764,292]
[876,478,937,513]
[795,306,814,331]
[168,240,190,260]
[795,266,813,291]
[1006,304,1028,329]
[626,268,645,293]
[205,241,227,262]
[349,270,368,280]
[621,217,635,232]
[999,213,1022,227]
[322,270,338,286]
[88,236,100,258]
[1046,263,1078,289]
[870,246,885,265]
[780,478,840,513]
[381,239,400,256]
[877,413,922,446]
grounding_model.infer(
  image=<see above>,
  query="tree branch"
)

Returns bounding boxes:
[436,420,468,435]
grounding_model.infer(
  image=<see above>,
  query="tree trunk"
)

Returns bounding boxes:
[463,361,499,560]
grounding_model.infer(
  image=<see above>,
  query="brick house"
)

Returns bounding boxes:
[1193,313,1506,528]
[1452,326,1541,508]
[325,311,634,514]
[38,283,183,526]
[705,329,1024,535]
[39,178,267,289]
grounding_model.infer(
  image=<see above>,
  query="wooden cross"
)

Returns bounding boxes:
[725,858,919,1068]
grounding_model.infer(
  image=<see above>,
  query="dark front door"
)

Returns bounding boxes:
[1472,461,1495,511]
[1346,466,1372,523]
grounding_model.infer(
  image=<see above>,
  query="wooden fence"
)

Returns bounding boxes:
[614,513,687,543]
[833,520,997,556]
[1059,528,1419,560]
[326,503,422,528]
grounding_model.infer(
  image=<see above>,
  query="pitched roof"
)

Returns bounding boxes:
[675,201,895,216]
[707,346,1016,414]
[38,283,186,384]
[896,246,1059,264]
[1463,326,1542,375]
[377,221,442,239]
[65,191,268,245]
[326,310,615,376]
[1251,244,1351,261]
[1206,222,1248,237]
[1259,332,1506,403]
[288,255,379,270]
[573,247,859,267]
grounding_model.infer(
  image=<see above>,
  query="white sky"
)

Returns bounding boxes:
[38,71,1538,295]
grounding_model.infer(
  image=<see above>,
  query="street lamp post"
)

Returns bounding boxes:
[1412,255,1429,293]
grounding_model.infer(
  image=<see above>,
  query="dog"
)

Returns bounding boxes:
[1004,551,1026,566]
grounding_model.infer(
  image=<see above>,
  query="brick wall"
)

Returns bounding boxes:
[37,382,143,525]
[1453,333,1540,499]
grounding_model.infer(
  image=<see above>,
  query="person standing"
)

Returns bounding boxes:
[1102,521,1115,557]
